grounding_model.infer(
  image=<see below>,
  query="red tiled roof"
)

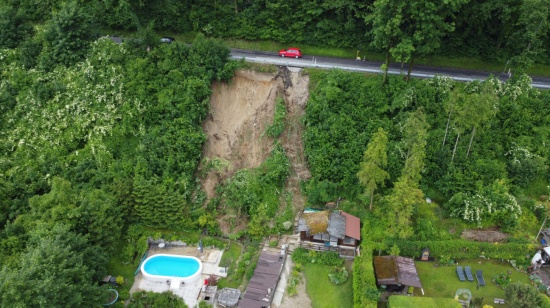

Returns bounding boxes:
[341,211,360,240]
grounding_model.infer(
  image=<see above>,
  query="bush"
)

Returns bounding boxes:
[266,97,287,138]
[116,276,124,285]
[291,248,343,266]
[118,290,130,301]
[494,273,512,289]
[328,266,349,285]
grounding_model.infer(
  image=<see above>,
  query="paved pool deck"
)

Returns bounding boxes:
[130,246,227,307]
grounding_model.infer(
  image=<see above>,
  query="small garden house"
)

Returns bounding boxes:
[297,210,360,247]
[374,255,423,292]
[297,209,360,258]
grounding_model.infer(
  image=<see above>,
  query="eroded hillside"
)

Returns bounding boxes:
[200,67,311,234]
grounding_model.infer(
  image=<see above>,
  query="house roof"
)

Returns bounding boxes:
[341,211,361,240]
[374,256,422,288]
[327,211,346,239]
[298,210,360,240]
[299,211,330,235]
[218,288,240,307]
[239,250,284,308]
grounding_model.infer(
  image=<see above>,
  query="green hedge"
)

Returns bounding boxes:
[387,239,535,260]
[353,245,378,308]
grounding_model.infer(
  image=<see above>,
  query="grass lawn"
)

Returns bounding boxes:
[415,259,531,307]
[217,241,243,289]
[388,295,462,308]
[106,254,140,299]
[303,262,353,308]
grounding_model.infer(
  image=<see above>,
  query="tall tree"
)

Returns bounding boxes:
[385,109,428,239]
[368,0,467,81]
[39,0,94,68]
[367,0,405,84]
[0,224,107,307]
[446,87,469,163]
[447,81,498,162]
[460,82,499,158]
[0,5,34,48]
[507,0,550,71]
[401,108,429,182]
[384,176,424,238]
[357,128,389,210]
[402,0,467,80]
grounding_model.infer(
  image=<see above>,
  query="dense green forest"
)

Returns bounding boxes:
[1,0,550,307]
[304,70,549,237]
[0,4,235,302]
[302,71,550,307]
[2,0,549,70]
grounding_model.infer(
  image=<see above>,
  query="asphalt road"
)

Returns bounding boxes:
[230,49,550,89]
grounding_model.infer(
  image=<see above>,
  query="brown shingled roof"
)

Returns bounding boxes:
[374,256,422,288]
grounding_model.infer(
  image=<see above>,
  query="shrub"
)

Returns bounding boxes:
[328,266,349,285]
[245,261,257,280]
[505,282,545,308]
[206,276,219,286]
[448,180,522,231]
[291,248,343,266]
[494,273,512,289]
[282,221,293,230]
[199,300,213,308]
[118,290,130,301]
[266,97,286,138]
[287,281,298,297]
[388,244,400,256]
[116,276,124,285]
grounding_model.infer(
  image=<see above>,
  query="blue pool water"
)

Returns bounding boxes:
[143,255,200,278]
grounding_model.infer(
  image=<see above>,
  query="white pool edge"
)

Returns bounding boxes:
[141,254,203,284]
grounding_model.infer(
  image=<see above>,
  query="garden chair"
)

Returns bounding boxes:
[476,270,486,286]
[464,266,474,281]
[457,266,466,281]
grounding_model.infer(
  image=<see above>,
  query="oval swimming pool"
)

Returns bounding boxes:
[141,254,202,284]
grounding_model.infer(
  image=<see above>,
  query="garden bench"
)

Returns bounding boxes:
[493,298,505,304]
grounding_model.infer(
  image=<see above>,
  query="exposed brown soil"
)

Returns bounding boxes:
[200,68,311,235]
[277,276,311,308]
[461,230,509,243]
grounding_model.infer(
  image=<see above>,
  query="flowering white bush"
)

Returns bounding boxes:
[2,39,138,169]
[426,75,454,96]
[449,180,522,229]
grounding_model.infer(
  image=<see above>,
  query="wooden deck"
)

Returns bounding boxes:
[298,241,357,259]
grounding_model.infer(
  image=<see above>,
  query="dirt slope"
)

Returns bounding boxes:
[200,67,311,234]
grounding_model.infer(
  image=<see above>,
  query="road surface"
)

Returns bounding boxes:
[230,49,550,89]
